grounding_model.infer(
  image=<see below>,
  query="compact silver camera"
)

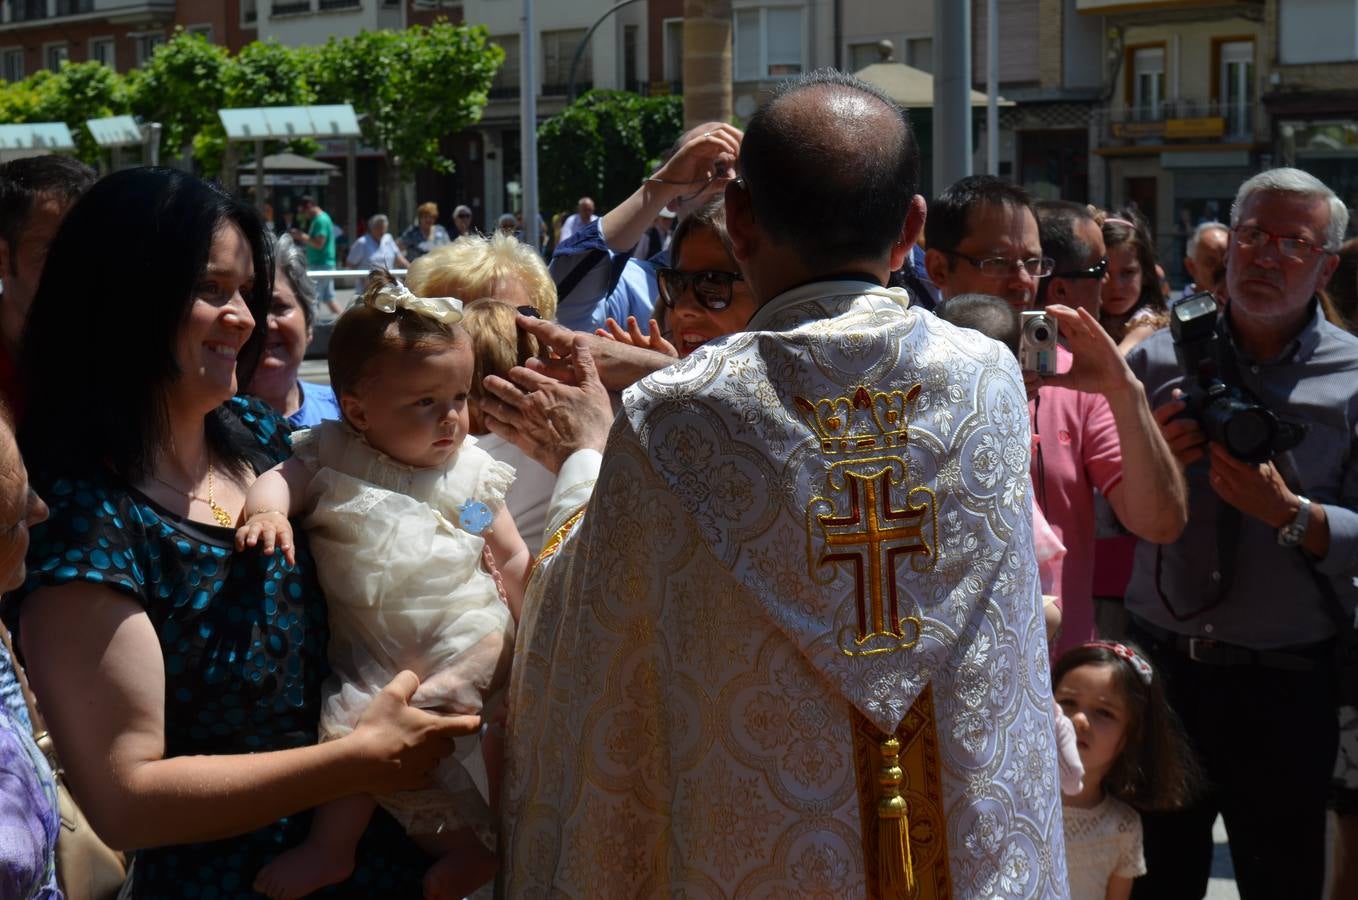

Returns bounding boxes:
[1019,310,1058,375]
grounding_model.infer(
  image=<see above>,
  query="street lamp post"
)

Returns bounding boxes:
[521,0,540,251]
[567,0,646,102]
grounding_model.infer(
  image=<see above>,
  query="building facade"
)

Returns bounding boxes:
[0,0,257,78]
[1080,0,1268,281]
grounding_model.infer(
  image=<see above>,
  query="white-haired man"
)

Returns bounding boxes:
[1180,220,1230,300]
[1125,168,1358,899]
[344,213,409,271]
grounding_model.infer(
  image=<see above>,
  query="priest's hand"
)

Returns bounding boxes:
[516,314,673,391]
[481,333,615,474]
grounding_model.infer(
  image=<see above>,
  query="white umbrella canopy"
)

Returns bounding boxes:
[852,40,1013,109]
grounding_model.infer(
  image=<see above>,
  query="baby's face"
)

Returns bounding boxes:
[347,341,472,468]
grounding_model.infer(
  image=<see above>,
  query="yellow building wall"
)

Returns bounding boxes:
[1118,17,1263,115]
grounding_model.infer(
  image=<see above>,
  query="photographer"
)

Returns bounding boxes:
[1125,168,1358,899]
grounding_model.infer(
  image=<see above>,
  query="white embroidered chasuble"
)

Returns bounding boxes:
[504,281,1069,898]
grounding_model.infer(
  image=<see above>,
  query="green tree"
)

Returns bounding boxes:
[33,61,129,164]
[199,39,317,180]
[125,30,229,168]
[309,23,502,215]
[537,90,684,217]
[0,75,43,128]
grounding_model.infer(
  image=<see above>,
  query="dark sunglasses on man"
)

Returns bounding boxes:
[1053,256,1109,280]
[656,267,745,311]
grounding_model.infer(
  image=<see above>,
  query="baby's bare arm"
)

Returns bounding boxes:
[236,458,312,565]
[485,505,531,621]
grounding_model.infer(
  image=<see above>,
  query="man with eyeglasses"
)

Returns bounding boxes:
[926,176,1187,657]
[1122,168,1358,900]
[484,71,1067,897]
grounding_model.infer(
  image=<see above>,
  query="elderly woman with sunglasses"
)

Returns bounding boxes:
[599,197,757,358]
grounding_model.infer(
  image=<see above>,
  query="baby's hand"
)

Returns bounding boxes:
[595,316,679,358]
[235,510,295,566]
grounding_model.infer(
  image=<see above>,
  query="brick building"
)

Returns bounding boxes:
[0,0,256,79]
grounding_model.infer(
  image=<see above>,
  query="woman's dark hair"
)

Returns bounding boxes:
[668,196,732,269]
[1052,642,1200,813]
[1101,209,1166,321]
[20,167,275,482]
[328,270,468,402]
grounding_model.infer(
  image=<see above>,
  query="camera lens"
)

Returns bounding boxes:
[1202,392,1277,464]
[1222,409,1275,464]
[1033,326,1050,343]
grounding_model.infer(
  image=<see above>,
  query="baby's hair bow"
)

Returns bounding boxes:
[1084,641,1153,686]
[370,280,463,325]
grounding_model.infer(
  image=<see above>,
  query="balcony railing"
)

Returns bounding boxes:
[56,0,94,14]
[9,0,47,22]
[317,0,359,10]
[1099,98,1263,145]
[1077,0,1261,11]
[488,84,519,100]
[271,1,312,16]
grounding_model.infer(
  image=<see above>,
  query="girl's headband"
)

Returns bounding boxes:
[1103,217,1138,229]
[1084,641,1153,686]
[369,280,463,325]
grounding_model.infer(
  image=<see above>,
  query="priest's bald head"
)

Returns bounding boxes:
[725,69,926,305]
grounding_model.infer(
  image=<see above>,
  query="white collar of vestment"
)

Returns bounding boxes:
[747,278,913,332]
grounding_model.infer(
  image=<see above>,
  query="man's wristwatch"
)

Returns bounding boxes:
[1277,496,1312,547]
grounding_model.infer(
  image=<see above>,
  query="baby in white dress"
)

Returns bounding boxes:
[236,273,531,900]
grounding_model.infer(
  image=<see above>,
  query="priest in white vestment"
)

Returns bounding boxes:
[485,71,1068,899]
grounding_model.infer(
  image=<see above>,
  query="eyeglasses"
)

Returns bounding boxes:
[1053,256,1109,280]
[456,213,471,219]
[656,267,745,311]
[516,305,541,318]
[942,250,1054,279]
[1232,225,1331,261]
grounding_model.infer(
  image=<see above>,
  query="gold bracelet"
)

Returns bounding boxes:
[247,508,287,519]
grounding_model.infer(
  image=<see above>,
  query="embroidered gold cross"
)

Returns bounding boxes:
[817,468,930,654]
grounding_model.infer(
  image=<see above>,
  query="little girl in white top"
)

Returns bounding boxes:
[236,272,531,900]
[1053,641,1199,900]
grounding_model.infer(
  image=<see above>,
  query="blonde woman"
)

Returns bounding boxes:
[407,231,558,322]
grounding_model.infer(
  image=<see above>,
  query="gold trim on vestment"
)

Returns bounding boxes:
[529,505,587,579]
[851,685,952,899]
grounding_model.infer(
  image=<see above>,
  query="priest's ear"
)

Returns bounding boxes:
[724,177,759,265]
[889,195,928,272]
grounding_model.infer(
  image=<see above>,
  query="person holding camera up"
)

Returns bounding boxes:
[1123,168,1358,900]
[925,177,1188,656]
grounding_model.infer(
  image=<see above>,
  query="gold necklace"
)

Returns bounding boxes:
[205,463,234,527]
[151,463,234,528]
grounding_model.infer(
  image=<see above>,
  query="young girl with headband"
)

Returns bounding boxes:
[236,271,531,899]
[1053,641,1199,900]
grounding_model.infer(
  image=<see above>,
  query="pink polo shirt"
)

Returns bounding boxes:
[1034,345,1124,655]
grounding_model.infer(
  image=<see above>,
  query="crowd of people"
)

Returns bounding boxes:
[0,67,1355,900]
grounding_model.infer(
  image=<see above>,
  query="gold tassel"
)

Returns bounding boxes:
[878,736,916,898]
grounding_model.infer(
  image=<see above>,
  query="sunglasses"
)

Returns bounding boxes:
[1053,256,1109,280]
[656,267,745,311]
[516,305,541,318]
